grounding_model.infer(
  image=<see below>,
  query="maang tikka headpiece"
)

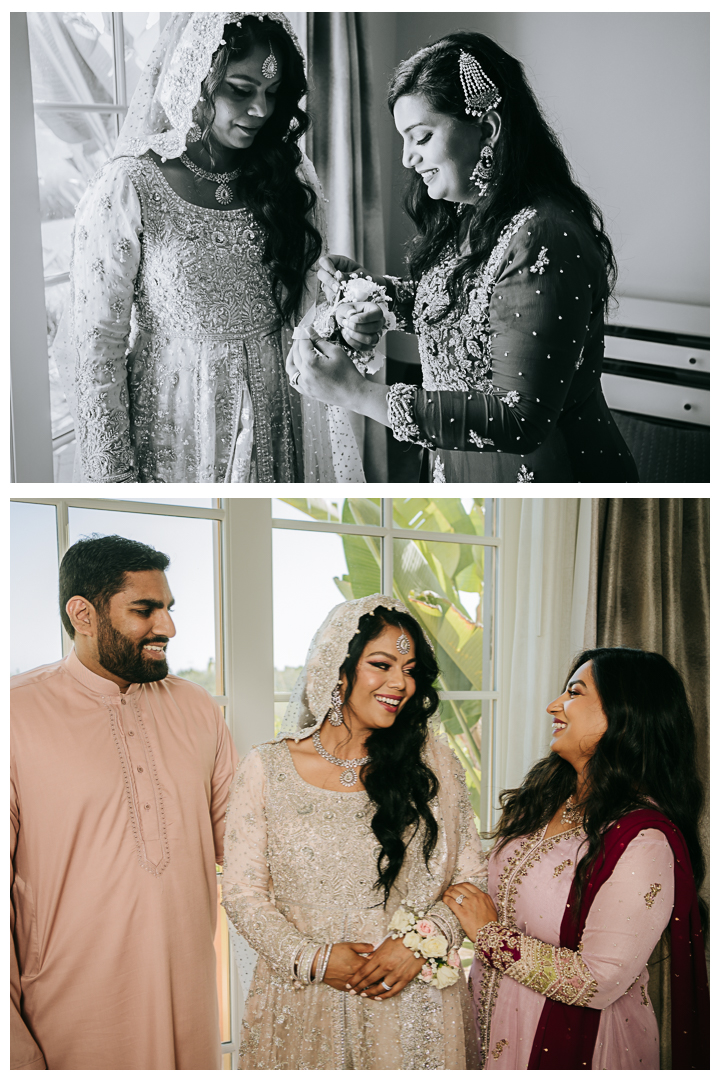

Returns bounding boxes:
[459,49,502,117]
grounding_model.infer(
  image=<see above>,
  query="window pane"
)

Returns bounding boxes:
[29,13,116,109]
[272,498,381,526]
[272,528,381,679]
[393,497,487,536]
[11,503,62,675]
[122,499,216,508]
[394,538,484,692]
[67,508,219,691]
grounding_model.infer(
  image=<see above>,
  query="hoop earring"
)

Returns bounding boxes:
[470,144,495,197]
[328,683,345,726]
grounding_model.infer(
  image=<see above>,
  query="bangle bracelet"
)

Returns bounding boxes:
[316,943,332,984]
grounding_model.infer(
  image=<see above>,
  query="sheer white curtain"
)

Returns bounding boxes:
[495,499,593,805]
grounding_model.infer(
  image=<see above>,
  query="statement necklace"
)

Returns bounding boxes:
[180,152,242,205]
[560,797,583,827]
[312,730,370,788]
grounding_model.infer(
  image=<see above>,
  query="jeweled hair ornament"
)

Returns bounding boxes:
[261,39,278,79]
[396,631,411,655]
[459,48,502,117]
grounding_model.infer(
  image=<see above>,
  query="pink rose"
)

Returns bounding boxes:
[448,949,461,968]
[416,920,435,937]
[419,965,434,983]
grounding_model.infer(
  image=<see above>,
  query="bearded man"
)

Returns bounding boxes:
[11,535,239,1070]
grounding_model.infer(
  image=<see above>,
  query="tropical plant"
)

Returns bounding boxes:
[279,498,489,823]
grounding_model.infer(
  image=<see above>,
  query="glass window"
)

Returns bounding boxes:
[10,502,62,675]
[67,506,219,692]
[27,12,162,479]
[272,498,381,526]
[393,496,487,536]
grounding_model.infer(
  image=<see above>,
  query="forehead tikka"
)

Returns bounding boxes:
[396,630,411,655]
[261,39,278,80]
[458,48,502,117]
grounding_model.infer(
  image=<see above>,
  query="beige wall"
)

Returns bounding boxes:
[366,12,709,306]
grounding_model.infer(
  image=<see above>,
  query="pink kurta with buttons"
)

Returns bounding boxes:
[11,649,238,1070]
[469,823,674,1069]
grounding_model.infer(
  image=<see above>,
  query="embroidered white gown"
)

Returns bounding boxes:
[58,155,363,484]
[221,735,484,1070]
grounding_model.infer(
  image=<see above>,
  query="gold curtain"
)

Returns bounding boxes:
[305,13,387,480]
[589,498,709,1069]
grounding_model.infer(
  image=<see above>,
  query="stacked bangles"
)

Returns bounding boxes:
[291,941,333,990]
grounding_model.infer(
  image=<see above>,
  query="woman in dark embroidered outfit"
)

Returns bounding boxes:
[56,12,369,483]
[289,32,638,483]
[221,596,484,1069]
[442,648,708,1070]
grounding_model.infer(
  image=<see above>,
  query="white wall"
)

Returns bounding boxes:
[372,12,708,306]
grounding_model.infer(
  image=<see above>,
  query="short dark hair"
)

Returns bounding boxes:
[59,534,170,638]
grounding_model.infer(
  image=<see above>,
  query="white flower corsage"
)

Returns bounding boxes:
[388,904,461,989]
[313,273,397,376]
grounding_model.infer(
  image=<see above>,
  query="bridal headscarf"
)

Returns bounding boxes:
[112,13,304,160]
[280,595,434,739]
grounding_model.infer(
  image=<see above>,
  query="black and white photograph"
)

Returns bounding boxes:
[10,11,709,484]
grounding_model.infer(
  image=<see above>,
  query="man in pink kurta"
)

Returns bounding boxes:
[11,535,239,1069]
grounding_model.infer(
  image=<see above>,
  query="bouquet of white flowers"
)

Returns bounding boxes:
[312,273,397,376]
[388,904,461,990]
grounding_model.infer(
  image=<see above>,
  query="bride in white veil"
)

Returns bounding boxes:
[54,12,368,482]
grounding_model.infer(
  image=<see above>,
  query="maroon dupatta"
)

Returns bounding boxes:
[527,808,709,1070]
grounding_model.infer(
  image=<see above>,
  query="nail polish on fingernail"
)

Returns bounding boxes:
[348,989,356,996]
[360,993,367,998]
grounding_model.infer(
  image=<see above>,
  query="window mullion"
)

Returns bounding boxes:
[381,499,393,595]
[55,500,72,657]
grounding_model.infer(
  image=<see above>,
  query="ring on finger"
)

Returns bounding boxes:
[381,980,393,991]
[289,371,301,389]
[455,893,466,905]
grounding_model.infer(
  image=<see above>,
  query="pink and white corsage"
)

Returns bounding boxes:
[388,904,461,989]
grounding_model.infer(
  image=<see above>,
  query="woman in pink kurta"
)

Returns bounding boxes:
[443,647,709,1070]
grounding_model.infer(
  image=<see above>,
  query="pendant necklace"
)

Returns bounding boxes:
[312,730,370,788]
[560,797,583,827]
[180,152,242,205]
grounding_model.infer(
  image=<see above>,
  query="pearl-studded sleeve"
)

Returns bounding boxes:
[474,829,674,1008]
[71,159,142,482]
[391,210,607,455]
[221,747,324,984]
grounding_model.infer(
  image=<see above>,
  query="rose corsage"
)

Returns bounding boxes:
[312,273,397,376]
[388,904,461,989]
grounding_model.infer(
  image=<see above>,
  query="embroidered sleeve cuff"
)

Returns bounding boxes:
[386,384,434,449]
[475,922,598,1007]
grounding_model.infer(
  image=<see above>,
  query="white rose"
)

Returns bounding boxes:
[434,964,460,989]
[403,931,423,952]
[419,934,448,959]
[388,908,415,934]
[342,276,378,303]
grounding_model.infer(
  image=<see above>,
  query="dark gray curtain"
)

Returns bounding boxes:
[590,498,709,1068]
[305,13,387,481]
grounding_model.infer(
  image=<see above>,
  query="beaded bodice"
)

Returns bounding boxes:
[413,208,537,391]
[124,156,279,339]
[261,741,381,915]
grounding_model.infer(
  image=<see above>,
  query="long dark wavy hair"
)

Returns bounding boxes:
[387,32,617,319]
[337,607,441,906]
[196,18,321,322]
[488,648,707,930]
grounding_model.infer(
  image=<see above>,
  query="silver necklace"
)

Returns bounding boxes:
[560,797,583,827]
[180,152,242,205]
[312,730,370,788]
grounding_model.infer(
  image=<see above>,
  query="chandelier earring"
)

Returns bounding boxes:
[470,144,495,198]
[328,683,345,726]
